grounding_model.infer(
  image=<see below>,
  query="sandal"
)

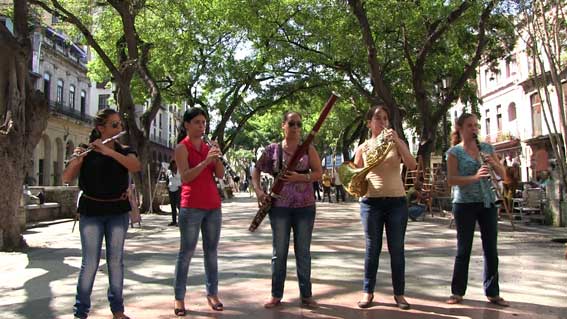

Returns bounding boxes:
[301,297,318,308]
[487,296,510,307]
[174,300,186,317]
[264,297,282,309]
[206,295,224,311]
[446,295,463,304]
[357,293,374,308]
[112,312,131,319]
[394,295,411,310]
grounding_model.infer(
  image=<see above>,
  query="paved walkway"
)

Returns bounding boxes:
[1,193,566,319]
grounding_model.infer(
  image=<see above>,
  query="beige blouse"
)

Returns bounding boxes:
[361,141,405,198]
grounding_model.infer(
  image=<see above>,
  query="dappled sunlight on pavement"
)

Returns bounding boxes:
[0,192,565,318]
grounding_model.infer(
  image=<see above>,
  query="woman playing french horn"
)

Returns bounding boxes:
[445,112,509,307]
[354,105,416,309]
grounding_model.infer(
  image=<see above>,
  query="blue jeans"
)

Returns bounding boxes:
[360,197,408,295]
[408,204,426,220]
[269,205,316,299]
[451,203,500,297]
[174,207,222,300]
[74,213,130,319]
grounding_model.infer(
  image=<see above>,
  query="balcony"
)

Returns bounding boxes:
[483,131,519,144]
[49,100,93,124]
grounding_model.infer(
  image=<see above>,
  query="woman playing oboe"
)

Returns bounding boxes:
[446,113,509,306]
[63,108,142,319]
[173,107,225,316]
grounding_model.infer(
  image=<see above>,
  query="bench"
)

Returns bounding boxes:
[18,202,62,229]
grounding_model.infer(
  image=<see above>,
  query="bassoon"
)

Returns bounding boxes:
[249,93,339,232]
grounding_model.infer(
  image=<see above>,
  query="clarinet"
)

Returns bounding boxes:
[202,135,240,183]
[473,133,502,201]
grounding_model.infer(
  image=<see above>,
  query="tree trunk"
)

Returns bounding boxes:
[0,2,49,250]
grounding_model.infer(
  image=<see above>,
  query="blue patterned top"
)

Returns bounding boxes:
[446,143,495,208]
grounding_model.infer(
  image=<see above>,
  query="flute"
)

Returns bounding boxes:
[67,131,127,163]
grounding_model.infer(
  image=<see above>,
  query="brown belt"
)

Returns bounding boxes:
[82,192,128,202]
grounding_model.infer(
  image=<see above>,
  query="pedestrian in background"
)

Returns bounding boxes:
[445,112,509,307]
[321,170,332,202]
[167,160,182,226]
[252,111,323,309]
[63,108,142,319]
[173,107,225,316]
[333,168,346,202]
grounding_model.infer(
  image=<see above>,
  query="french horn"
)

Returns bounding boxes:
[338,130,394,197]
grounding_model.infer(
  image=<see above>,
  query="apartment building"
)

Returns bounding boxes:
[450,33,566,183]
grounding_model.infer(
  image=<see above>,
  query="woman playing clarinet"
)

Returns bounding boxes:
[173,107,225,316]
[445,113,509,306]
[252,111,323,308]
[63,108,142,319]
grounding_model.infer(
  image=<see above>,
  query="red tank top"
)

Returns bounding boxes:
[179,137,221,210]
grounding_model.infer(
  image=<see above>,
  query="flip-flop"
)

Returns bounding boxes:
[446,295,463,304]
[488,296,510,307]
[264,298,282,309]
[357,294,374,308]
[174,308,186,316]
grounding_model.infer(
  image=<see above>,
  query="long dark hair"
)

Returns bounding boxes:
[451,112,476,146]
[89,108,119,142]
[365,104,390,122]
[176,107,208,143]
[282,111,301,123]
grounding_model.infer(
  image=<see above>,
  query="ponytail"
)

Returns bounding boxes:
[88,128,101,143]
[176,125,187,144]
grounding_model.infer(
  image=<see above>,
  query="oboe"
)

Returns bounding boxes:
[67,131,127,163]
[202,135,240,183]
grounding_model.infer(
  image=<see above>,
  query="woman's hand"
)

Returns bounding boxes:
[384,129,402,144]
[91,139,114,156]
[255,189,271,208]
[475,165,491,181]
[69,146,87,165]
[206,145,222,164]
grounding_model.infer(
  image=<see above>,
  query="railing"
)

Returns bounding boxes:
[49,100,94,124]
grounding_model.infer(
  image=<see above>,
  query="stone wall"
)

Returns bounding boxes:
[23,186,80,224]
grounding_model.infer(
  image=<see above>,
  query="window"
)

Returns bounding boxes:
[496,105,502,131]
[80,90,86,114]
[485,109,491,137]
[56,79,64,106]
[530,93,542,136]
[508,102,516,121]
[484,69,490,88]
[43,73,51,99]
[69,85,75,110]
[505,60,511,78]
[98,94,110,110]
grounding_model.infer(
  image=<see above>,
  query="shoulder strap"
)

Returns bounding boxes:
[278,143,283,173]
